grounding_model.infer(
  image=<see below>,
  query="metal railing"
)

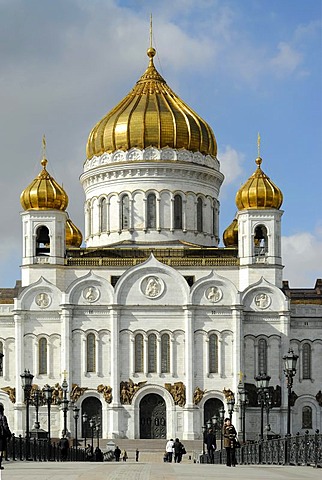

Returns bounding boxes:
[212,431,322,468]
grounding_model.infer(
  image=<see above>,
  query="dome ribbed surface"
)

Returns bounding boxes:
[20,159,68,211]
[235,157,283,211]
[223,218,238,247]
[66,218,83,247]
[86,48,217,159]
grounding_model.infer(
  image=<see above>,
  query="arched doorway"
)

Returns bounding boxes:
[81,397,102,438]
[204,398,224,439]
[139,393,166,439]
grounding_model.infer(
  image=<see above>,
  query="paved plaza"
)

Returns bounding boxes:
[0,460,320,480]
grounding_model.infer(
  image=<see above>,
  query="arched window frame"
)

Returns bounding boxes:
[209,333,218,373]
[100,197,107,232]
[35,225,50,256]
[86,333,96,373]
[121,194,130,230]
[254,224,268,258]
[302,405,312,429]
[148,333,157,373]
[38,337,48,375]
[174,194,183,229]
[197,197,203,233]
[161,333,170,373]
[302,343,311,379]
[135,334,144,373]
[147,193,156,229]
[258,338,268,374]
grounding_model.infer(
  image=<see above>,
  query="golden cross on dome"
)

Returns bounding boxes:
[150,13,153,49]
[62,369,68,380]
[239,371,244,382]
[42,134,47,159]
[257,132,261,157]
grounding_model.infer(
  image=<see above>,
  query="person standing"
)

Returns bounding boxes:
[205,428,216,464]
[223,418,237,467]
[121,449,128,462]
[0,404,11,470]
[165,438,174,463]
[173,437,183,463]
[114,445,121,462]
[58,433,69,461]
[135,448,139,462]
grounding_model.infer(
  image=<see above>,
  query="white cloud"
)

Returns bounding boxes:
[270,42,303,77]
[282,228,322,288]
[219,145,245,186]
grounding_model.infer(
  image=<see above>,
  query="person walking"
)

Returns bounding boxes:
[173,437,183,463]
[205,427,216,464]
[121,449,128,462]
[114,445,121,461]
[135,448,139,461]
[58,433,69,461]
[0,404,11,470]
[223,418,237,467]
[165,438,174,462]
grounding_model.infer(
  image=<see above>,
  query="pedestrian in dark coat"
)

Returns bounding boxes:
[205,428,216,464]
[58,434,69,461]
[223,418,237,467]
[0,404,11,470]
[173,437,183,463]
[114,445,121,461]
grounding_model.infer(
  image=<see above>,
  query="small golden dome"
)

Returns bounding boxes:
[86,47,217,159]
[223,218,238,247]
[20,158,69,211]
[235,157,283,210]
[66,217,83,248]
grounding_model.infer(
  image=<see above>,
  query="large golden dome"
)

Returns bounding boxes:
[235,157,283,210]
[86,47,217,159]
[20,158,69,211]
[223,218,238,247]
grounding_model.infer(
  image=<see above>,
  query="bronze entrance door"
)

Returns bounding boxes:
[139,394,166,439]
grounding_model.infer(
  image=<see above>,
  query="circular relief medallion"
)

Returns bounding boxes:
[205,286,222,303]
[141,276,164,299]
[254,293,271,309]
[83,286,99,303]
[35,292,51,308]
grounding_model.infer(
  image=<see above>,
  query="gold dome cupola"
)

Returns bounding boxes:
[86,46,217,159]
[66,216,83,248]
[235,156,283,211]
[223,218,238,247]
[20,157,69,211]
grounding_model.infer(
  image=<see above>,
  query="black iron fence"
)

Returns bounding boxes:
[213,431,322,468]
[5,434,86,462]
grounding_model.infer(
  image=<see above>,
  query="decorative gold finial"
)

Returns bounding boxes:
[147,13,156,60]
[41,135,48,169]
[62,369,68,381]
[150,13,153,50]
[239,371,243,382]
[257,132,261,157]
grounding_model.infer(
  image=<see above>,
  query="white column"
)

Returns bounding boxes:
[205,336,210,376]
[110,309,120,407]
[14,313,24,404]
[156,196,161,232]
[130,334,134,376]
[183,307,196,440]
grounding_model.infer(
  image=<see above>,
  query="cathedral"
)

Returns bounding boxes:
[0,39,321,442]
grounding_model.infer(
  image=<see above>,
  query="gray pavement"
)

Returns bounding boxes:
[0,460,320,480]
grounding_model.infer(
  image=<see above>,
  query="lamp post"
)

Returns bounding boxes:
[61,377,69,436]
[238,382,248,443]
[32,389,41,438]
[73,405,80,453]
[283,348,299,435]
[95,420,100,448]
[255,372,271,440]
[43,384,52,460]
[82,412,88,448]
[219,406,225,452]
[227,394,235,422]
[20,369,34,460]
[202,424,207,455]
[89,418,95,453]
[0,351,3,376]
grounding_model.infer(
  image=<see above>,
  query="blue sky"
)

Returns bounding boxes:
[0,0,321,288]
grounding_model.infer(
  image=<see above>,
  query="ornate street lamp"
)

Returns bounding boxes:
[61,377,69,436]
[73,405,80,453]
[43,384,53,460]
[82,412,88,448]
[255,372,271,440]
[238,382,248,443]
[20,369,34,459]
[227,394,235,422]
[32,389,41,437]
[89,418,95,452]
[0,351,3,376]
[95,420,100,448]
[202,423,207,455]
[219,406,225,453]
[283,348,299,435]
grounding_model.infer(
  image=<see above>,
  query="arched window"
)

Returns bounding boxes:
[258,338,267,374]
[38,337,47,375]
[86,333,96,373]
[147,193,156,229]
[174,195,182,229]
[121,195,130,229]
[197,197,203,232]
[0,341,3,376]
[161,334,170,373]
[148,334,157,373]
[302,343,311,379]
[302,406,312,429]
[100,198,107,232]
[209,334,218,373]
[135,334,144,373]
[36,226,50,255]
[254,225,268,258]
